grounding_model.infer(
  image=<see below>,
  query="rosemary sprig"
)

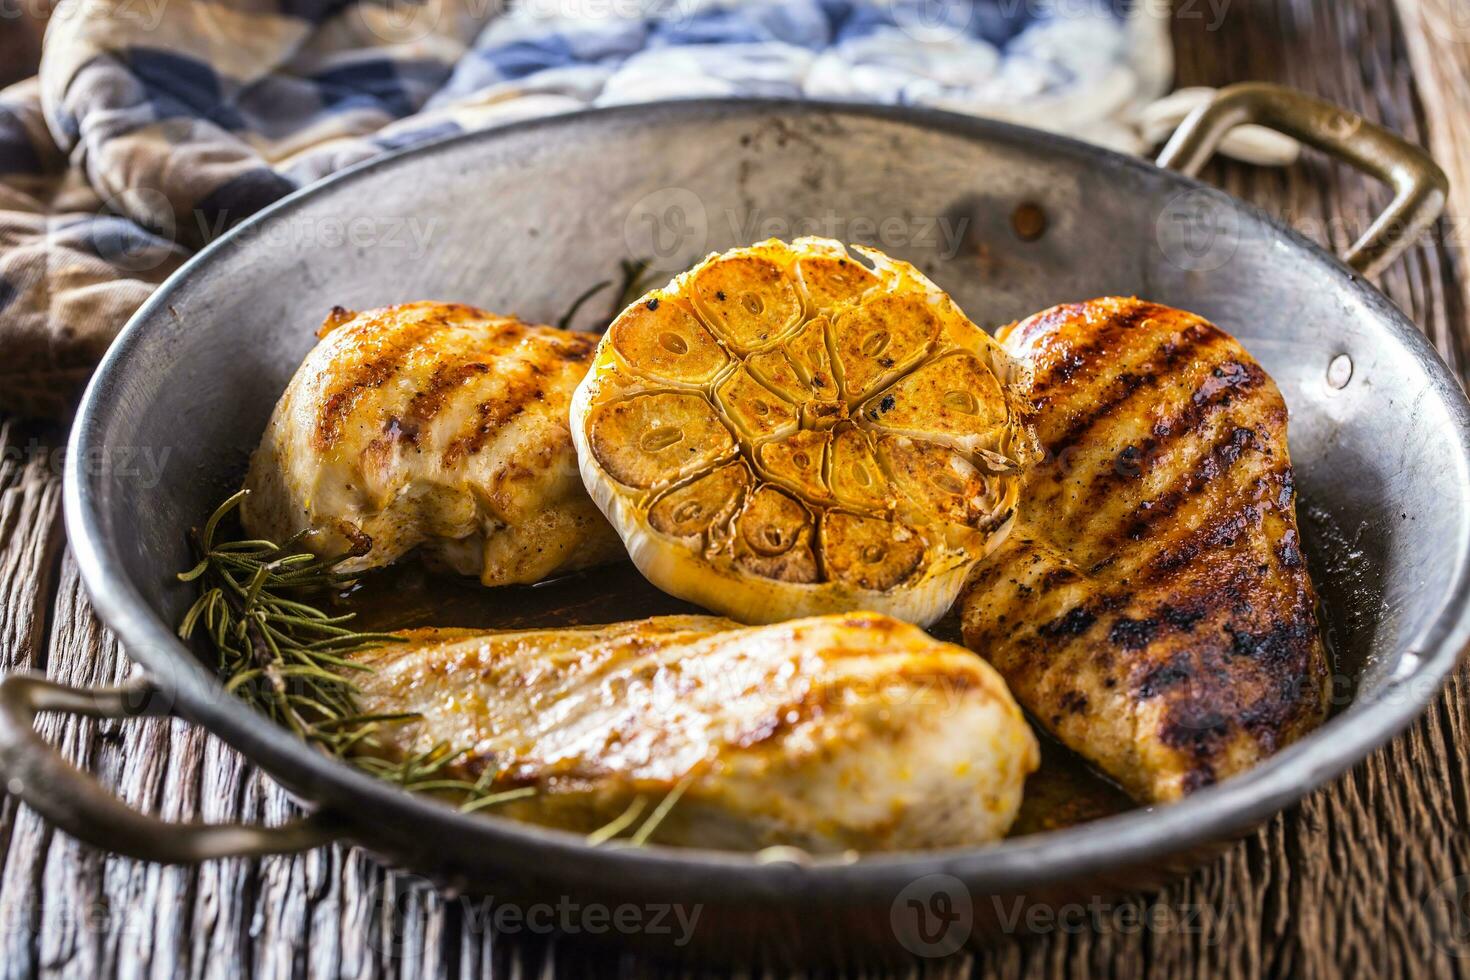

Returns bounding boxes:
[613,257,657,315]
[557,279,613,330]
[629,769,698,847]
[585,766,703,848]
[585,796,648,845]
[176,490,534,815]
[177,490,695,840]
[553,257,658,332]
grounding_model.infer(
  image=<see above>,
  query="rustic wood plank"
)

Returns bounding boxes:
[0,420,62,676]
[0,1,1469,977]
[0,418,64,953]
[1395,0,1470,380]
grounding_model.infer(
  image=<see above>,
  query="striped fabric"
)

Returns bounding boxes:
[0,0,1170,417]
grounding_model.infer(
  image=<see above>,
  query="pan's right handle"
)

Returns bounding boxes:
[1157,82,1448,278]
[0,673,340,863]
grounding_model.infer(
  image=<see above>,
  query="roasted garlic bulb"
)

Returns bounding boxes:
[570,238,1034,626]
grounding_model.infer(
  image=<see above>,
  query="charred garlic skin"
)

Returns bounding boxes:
[571,238,1036,627]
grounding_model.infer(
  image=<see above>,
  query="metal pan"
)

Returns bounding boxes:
[6,83,1468,960]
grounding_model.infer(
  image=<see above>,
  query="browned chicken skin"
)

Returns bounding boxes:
[961,298,1329,802]
[242,302,623,585]
[350,613,1039,852]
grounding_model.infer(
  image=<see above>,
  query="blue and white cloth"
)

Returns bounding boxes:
[0,0,1172,417]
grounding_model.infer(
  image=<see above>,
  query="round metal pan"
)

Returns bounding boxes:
[7,84,1469,960]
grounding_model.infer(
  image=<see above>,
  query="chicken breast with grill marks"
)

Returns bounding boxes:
[242,302,623,585]
[961,298,1329,803]
[350,613,1039,852]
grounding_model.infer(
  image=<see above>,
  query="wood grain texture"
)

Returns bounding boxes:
[2,0,1470,976]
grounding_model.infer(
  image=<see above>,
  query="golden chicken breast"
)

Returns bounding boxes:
[961,298,1329,803]
[350,613,1039,852]
[242,302,623,585]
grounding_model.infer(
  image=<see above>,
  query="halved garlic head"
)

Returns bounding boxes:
[570,237,1035,626]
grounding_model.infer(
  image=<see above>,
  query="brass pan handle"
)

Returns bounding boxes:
[1157,82,1448,277]
[0,673,339,863]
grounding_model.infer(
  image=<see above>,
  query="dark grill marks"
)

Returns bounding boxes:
[315,311,453,451]
[1144,497,1265,582]
[1123,490,1185,543]
[549,331,598,361]
[1193,360,1253,405]
[1161,604,1205,630]
[1045,349,1089,387]
[1180,767,1217,794]
[1112,421,1272,550]
[1226,620,1315,669]
[1057,689,1089,715]
[1136,654,1193,698]
[1039,318,1217,457]
[1010,302,1083,346]
[1026,305,1161,406]
[1276,528,1303,568]
[1158,702,1230,756]
[1067,361,1266,513]
[401,361,493,439]
[1278,467,1296,510]
[441,363,547,467]
[1040,566,1081,591]
[1038,605,1096,638]
[1202,507,1255,549]
[1109,616,1159,650]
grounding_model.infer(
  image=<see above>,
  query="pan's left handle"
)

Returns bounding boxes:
[0,673,341,863]
[1157,82,1448,278]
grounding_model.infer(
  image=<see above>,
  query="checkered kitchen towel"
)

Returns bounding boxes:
[0,0,1172,418]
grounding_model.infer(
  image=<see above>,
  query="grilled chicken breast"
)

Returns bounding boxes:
[961,298,1329,802]
[350,613,1039,852]
[242,302,623,585]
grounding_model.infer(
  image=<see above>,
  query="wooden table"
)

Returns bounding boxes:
[3,1,1470,976]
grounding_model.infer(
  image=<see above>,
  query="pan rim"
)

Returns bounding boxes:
[63,97,1470,898]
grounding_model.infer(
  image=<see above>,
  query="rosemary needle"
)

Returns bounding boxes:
[556,278,612,329]
[176,490,530,816]
[585,796,648,846]
[629,769,700,847]
[460,787,538,815]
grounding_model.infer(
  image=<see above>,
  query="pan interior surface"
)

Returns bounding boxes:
[66,102,1470,899]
